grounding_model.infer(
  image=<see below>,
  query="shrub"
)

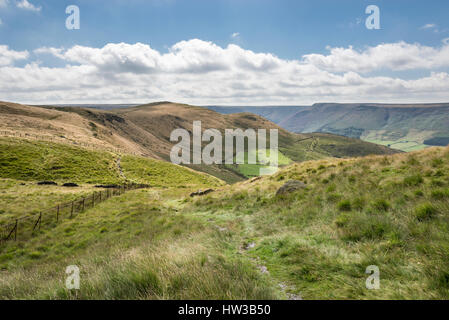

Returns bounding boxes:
[430,179,445,187]
[434,170,444,177]
[326,184,336,193]
[335,213,351,227]
[339,215,392,242]
[352,197,365,210]
[414,190,424,197]
[431,158,444,167]
[415,203,438,221]
[431,189,448,200]
[371,199,390,212]
[403,175,423,186]
[337,200,351,212]
[327,193,342,202]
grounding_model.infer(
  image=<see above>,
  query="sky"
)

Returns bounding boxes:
[0,0,449,105]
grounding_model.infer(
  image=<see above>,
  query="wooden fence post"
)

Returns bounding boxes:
[14,219,17,241]
[33,213,42,232]
[71,201,74,218]
[56,205,59,222]
[82,198,85,211]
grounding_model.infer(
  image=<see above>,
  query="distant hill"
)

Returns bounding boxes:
[207,103,449,152]
[0,101,398,183]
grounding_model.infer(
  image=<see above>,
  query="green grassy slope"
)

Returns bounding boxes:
[120,155,223,188]
[0,137,123,184]
[0,137,223,226]
[1,137,447,299]
[0,137,222,187]
[189,146,449,299]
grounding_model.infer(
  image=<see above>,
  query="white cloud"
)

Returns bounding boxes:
[302,42,449,73]
[420,23,436,30]
[16,0,41,12]
[231,32,240,38]
[0,45,29,66]
[2,40,449,104]
[0,0,8,8]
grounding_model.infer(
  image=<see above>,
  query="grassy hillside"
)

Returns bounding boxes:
[1,144,448,299]
[120,155,223,188]
[0,137,223,228]
[1,101,398,183]
[189,145,449,299]
[0,137,123,184]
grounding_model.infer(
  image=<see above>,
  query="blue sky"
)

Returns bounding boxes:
[1,0,449,104]
[1,0,448,59]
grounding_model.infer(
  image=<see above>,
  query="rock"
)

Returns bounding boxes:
[258,265,269,274]
[244,242,256,250]
[276,180,306,196]
[190,189,214,197]
[62,183,78,187]
[37,181,57,186]
[249,176,262,183]
[95,184,120,189]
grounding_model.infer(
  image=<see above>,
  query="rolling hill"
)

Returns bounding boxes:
[0,101,398,183]
[208,103,449,152]
[0,138,447,299]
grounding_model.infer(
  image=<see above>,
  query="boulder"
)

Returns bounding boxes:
[190,189,214,197]
[276,180,306,196]
[62,183,79,187]
[95,184,120,188]
[37,181,57,186]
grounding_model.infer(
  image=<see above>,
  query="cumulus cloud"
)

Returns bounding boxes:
[0,45,29,66]
[16,0,41,12]
[2,39,449,104]
[302,42,449,73]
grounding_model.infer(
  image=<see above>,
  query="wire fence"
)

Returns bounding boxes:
[0,183,150,245]
[0,130,140,156]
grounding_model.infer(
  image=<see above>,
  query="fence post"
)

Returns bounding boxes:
[33,213,42,232]
[14,219,17,241]
[71,201,74,218]
[82,198,85,211]
[56,204,59,222]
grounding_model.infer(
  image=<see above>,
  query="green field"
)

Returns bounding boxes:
[225,149,292,177]
[364,139,429,152]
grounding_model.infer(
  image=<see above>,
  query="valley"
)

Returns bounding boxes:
[208,103,449,152]
[0,100,448,300]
